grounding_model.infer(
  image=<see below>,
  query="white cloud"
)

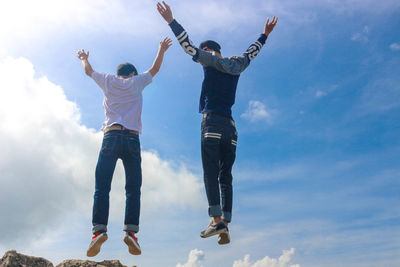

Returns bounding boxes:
[315,84,338,98]
[176,249,300,267]
[1,0,398,58]
[233,249,300,267]
[315,90,327,98]
[0,0,163,56]
[351,26,369,42]
[0,57,203,245]
[241,100,275,123]
[176,249,205,267]
[390,43,400,51]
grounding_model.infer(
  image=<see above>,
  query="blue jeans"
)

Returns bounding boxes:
[201,113,237,222]
[92,129,142,234]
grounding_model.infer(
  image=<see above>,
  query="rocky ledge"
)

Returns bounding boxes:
[0,250,135,267]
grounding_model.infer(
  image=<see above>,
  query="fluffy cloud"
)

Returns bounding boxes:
[0,1,159,39]
[176,249,300,267]
[176,249,205,267]
[315,90,327,98]
[0,57,203,245]
[351,26,369,42]
[241,100,275,123]
[233,248,300,267]
[390,43,400,51]
[0,0,260,55]
[315,84,338,98]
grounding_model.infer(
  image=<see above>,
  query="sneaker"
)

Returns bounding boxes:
[124,231,141,255]
[218,227,230,245]
[86,231,108,257]
[200,220,227,238]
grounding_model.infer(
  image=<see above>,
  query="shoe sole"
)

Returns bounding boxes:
[124,236,142,255]
[200,227,228,238]
[86,234,108,257]
[218,232,230,245]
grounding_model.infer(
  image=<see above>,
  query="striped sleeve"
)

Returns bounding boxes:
[244,34,268,61]
[168,19,199,58]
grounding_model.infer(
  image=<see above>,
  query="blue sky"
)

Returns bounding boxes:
[0,0,399,266]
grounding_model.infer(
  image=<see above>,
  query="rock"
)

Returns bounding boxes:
[56,259,128,267]
[0,250,134,267]
[0,250,53,267]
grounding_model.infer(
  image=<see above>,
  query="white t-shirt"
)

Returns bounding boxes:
[91,71,153,133]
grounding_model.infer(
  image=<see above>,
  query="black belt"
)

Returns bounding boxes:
[202,112,235,126]
[202,112,233,120]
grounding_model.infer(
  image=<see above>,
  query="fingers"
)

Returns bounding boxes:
[77,49,83,58]
[162,37,173,46]
[272,16,278,25]
[160,37,173,50]
[166,38,172,47]
[165,4,172,12]
[162,1,170,10]
[157,2,167,16]
[266,16,278,26]
[157,2,165,13]
[157,1,169,12]
[77,49,89,59]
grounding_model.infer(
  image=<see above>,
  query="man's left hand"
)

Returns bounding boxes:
[159,37,173,52]
[264,16,278,36]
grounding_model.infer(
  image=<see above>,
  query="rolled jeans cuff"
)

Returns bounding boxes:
[124,224,139,233]
[222,212,232,222]
[92,224,107,234]
[208,205,222,217]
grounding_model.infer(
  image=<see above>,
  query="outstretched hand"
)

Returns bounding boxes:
[157,1,174,24]
[77,49,89,61]
[159,37,173,52]
[264,16,278,36]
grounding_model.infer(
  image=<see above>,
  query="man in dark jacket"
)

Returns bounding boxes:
[157,1,277,245]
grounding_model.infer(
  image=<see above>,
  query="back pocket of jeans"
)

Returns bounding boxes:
[101,136,118,155]
[127,137,141,159]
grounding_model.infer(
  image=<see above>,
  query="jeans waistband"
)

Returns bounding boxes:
[104,124,139,135]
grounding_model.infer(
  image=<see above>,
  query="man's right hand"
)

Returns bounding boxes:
[157,1,174,24]
[77,49,89,61]
[77,49,94,76]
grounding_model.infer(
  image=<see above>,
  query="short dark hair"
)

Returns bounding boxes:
[200,40,221,53]
[116,62,138,76]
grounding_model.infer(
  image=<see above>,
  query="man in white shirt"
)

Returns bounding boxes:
[77,37,172,257]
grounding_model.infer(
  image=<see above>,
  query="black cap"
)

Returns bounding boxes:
[116,62,138,76]
[200,40,221,53]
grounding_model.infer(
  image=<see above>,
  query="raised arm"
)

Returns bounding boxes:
[77,49,94,77]
[244,16,278,61]
[157,1,198,58]
[185,16,278,76]
[147,37,172,77]
[157,1,278,75]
